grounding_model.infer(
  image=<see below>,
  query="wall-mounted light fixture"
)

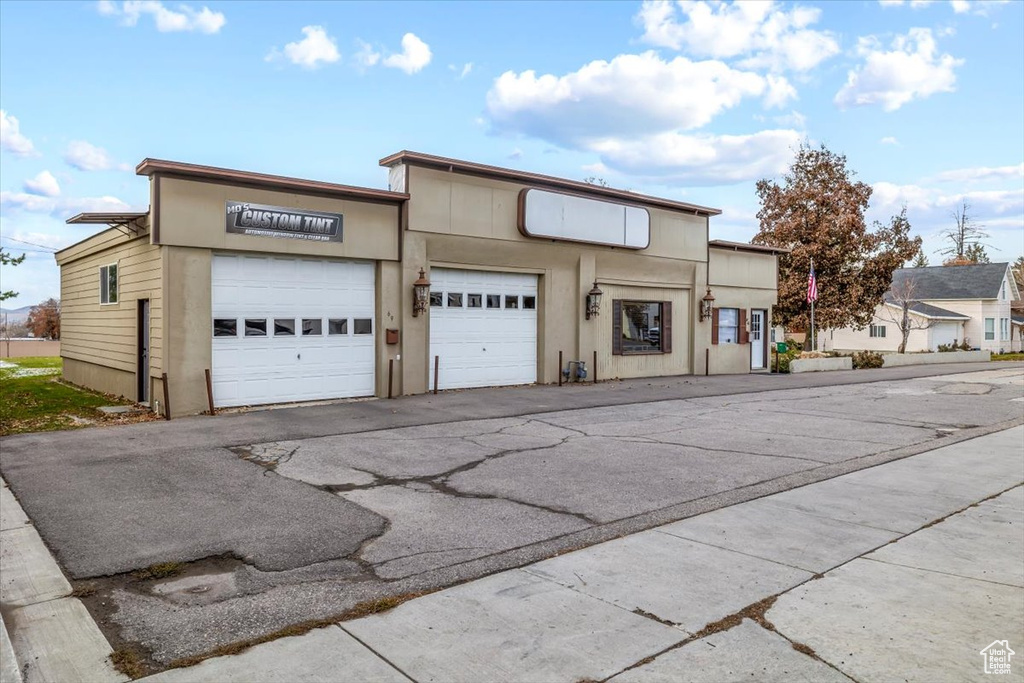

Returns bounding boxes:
[412,268,430,317]
[699,287,716,322]
[585,281,603,320]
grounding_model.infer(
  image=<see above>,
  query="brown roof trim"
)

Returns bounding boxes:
[136,158,409,204]
[709,240,790,255]
[66,212,148,224]
[379,150,722,217]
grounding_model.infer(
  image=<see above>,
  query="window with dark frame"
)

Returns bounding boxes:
[244,319,267,336]
[869,324,886,338]
[619,301,663,353]
[100,263,118,304]
[213,318,237,337]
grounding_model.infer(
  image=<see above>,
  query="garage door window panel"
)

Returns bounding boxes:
[505,295,519,309]
[468,294,482,308]
[448,293,464,308]
[328,319,348,335]
[214,318,237,337]
[245,319,267,336]
[487,294,501,309]
[302,319,323,336]
[523,296,536,310]
[354,319,373,335]
[430,292,443,307]
[275,319,296,336]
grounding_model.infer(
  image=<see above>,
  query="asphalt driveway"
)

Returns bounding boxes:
[0,362,1021,667]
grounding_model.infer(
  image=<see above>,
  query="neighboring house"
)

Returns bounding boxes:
[823,263,1020,354]
[1012,312,1024,353]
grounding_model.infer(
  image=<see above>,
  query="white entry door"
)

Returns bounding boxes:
[211,254,375,407]
[429,268,538,390]
[750,309,766,369]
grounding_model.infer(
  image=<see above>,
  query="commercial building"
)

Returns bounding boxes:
[56,152,784,417]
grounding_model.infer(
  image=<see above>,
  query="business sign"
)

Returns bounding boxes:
[225,201,343,242]
[518,188,650,250]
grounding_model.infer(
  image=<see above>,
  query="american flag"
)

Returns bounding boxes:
[807,263,818,303]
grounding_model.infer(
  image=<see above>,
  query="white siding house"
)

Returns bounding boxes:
[822,263,1020,354]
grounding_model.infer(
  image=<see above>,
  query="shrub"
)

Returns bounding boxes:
[770,345,803,373]
[852,350,884,369]
[938,339,974,352]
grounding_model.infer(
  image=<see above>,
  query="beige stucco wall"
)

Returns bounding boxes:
[156,177,400,262]
[397,166,716,392]
[57,229,163,402]
[707,248,779,374]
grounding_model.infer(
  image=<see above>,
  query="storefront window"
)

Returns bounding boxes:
[621,301,662,352]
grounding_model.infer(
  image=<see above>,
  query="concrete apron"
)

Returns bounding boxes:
[128,426,1024,683]
[0,481,127,683]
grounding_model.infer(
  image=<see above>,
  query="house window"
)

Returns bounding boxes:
[717,308,740,344]
[985,318,995,340]
[620,301,663,353]
[1002,282,1007,300]
[869,324,886,338]
[1001,318,1009,341]
[99,263,118,304]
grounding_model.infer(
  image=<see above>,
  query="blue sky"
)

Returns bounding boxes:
[1,0,1022,309]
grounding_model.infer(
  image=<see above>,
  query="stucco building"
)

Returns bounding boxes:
[56,152,784,417]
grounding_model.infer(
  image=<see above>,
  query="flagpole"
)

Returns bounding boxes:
[810,257,815,351]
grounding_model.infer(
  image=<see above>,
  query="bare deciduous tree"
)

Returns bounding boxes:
[879,277,933,354]
[938,201,990,261]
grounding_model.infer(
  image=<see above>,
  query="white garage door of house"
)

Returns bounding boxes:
[211,254,375,407]
[429,268,537,390]
[931,322,960,350]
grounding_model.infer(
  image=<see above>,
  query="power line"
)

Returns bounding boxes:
[1,236,57,252]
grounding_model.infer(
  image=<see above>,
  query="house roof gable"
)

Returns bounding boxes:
[892,263,1015,300]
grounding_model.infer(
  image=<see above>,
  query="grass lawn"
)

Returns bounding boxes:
[0,357,135,436]
[991,352,1024,361]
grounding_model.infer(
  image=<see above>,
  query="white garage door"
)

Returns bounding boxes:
[429,268,537,390]
[930,321,960,350]
[211,254,375,407]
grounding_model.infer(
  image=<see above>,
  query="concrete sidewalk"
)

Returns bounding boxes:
[123,425,1022,683]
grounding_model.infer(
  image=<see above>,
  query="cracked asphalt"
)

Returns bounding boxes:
[0,363,1021,667]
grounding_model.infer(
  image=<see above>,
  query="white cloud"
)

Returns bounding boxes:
[0,111,38,158]
[774,110,807,128]
[354,40,381,68]
[590,129,802,185]
[487,52,787,146]
[880,0,1009,14]
[98,1,225,33]
[448,62,473,79]
[635,0,839,73]
[268,26,341,69]
[933,163,1024,183]
[507,148,523,160]
[835,28,963,111]
[64,140,124,171]
[1,192,132,217]
[871,181,1024,214]
[880,136,900,145]
[23,171,61,198]
[382,33,432,74]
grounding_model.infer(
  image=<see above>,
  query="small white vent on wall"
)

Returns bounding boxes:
[518,188,650,249]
